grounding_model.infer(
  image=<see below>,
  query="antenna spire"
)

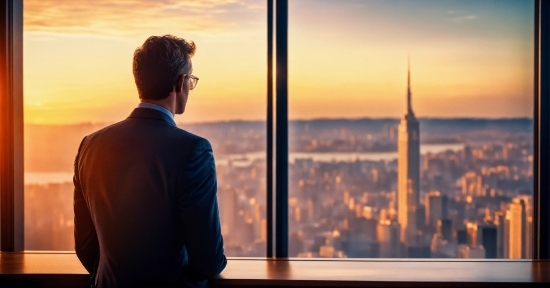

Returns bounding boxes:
[407,55,413,114]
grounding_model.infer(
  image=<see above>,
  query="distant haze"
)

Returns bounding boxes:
[25,118,533,172]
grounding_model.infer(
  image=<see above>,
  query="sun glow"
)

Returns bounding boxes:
[24,0,533,124]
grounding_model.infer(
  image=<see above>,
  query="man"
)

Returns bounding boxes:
[73,35,226,288]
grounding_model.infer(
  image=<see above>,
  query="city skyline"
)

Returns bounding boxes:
[23,0,534,124]
[23,115,534,258]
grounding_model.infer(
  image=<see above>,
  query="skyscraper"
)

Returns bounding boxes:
[495,211,506,258]
[437,219,453,241]
[377,219,401,258]
[507,198,527,259]
[398,58,421,247]
[425,191,448,228]
[478,224,497,259]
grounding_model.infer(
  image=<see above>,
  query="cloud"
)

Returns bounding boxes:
[24,0,263,36]
[450,14,478,23]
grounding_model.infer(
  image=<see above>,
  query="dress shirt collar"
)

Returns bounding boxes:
[137,102,174,121]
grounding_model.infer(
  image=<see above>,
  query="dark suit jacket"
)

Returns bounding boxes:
[73,108,227,288]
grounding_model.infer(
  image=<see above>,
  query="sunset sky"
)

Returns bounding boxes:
[23,0,534,124]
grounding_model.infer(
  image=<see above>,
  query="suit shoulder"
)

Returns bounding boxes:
[82,120,212,151]
[172,128,212,150]
[81,121,125,143]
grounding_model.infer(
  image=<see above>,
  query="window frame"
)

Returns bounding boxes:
[0,0,23,252]
[0,0,547,260]
[534,0,550,259]
[270,0,549,259]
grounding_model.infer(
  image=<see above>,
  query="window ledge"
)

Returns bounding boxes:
[1,252,549,287]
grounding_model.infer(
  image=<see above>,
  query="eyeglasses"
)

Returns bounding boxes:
[187,75,199,90]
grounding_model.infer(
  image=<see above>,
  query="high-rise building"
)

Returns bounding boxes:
[504,211,511,258]
[425,191,448,228]
[377,219,401,258]
[516,195,533,258]
[461,172,482,196]
[437,219,453,241]
[477,224,497,259]
[466,221,498,259]
[457,229,467,245]
[466,222,478,246]
[463,145,474,169]
[507,198,527,259]
[495,211,506,258]
[398,58,421,247]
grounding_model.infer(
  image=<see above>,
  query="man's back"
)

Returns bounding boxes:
[74,108,226,287]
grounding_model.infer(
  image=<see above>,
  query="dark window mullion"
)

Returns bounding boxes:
[274,0,288,258]
[267,0,274,258]
[0,0,24,252]
[535,0,550,260]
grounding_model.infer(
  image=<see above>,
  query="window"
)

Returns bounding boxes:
[0,0,550,258]
[22,0,266,255]
[288,0,534,259]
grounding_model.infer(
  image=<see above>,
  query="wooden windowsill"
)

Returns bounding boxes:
[1,252,549,287]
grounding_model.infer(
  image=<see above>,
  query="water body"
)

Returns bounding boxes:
[216,143,463,167]
[25,143,463,185]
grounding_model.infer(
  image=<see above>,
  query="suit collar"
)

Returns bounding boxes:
[128,108,177,127]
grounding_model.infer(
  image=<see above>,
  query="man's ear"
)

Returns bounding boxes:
[175,74,185,93]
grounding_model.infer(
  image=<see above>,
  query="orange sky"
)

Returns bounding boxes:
[23,0,534,124]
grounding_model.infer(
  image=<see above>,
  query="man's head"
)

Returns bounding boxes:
[133,35,196,114]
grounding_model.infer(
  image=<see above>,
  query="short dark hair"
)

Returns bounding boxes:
[133,35,196,100]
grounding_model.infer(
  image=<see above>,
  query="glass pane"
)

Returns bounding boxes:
[24,0,266,256]
[289,0,534,259]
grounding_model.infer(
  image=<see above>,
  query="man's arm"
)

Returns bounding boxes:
[73,137,99,274]
[177,138,227,279]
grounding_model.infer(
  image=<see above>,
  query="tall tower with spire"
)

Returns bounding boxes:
[397,57,421,249]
